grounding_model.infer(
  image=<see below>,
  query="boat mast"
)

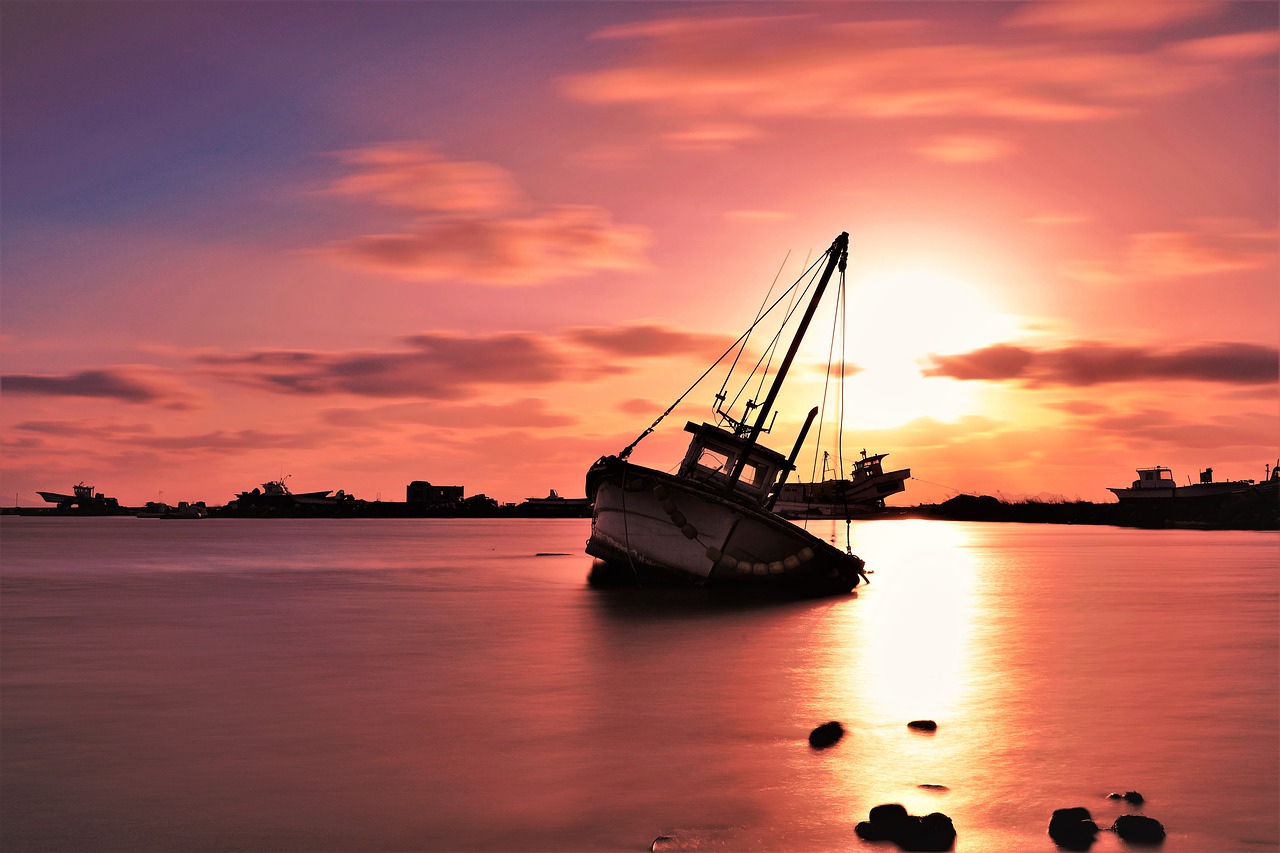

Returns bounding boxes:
[725,231,848,493]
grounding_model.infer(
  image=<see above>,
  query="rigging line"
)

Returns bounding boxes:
[727,255,819,417]
[617,246,834,458]
[716,249,792,404]
[750,249,814,411]
[909,476,971,495]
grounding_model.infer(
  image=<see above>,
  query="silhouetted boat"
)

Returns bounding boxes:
[519,489,592,516]
[227,477,335,513]
[136,501,208,519]
[585,232,868,596]
[773,449,910,518]
[1107,466,1254,503]
[36,483,123,512]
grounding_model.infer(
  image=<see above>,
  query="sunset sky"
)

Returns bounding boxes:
[2,1,1277,508]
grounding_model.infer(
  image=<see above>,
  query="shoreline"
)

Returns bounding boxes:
[3,490,1275,530]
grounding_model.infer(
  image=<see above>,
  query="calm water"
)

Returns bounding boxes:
[2,517,1276,852]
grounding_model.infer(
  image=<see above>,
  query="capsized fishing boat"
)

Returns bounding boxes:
[585,231,868,596]
[773,449,910,519]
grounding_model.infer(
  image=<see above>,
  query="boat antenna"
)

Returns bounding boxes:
[724,233,849,490]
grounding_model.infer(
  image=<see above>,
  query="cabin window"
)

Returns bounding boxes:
[695,448,733,476]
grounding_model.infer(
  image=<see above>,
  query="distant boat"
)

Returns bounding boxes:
[520,489,592,516]
[772,449,910,518]
[227,477,335,513]
[1108,466,1254,503]
[584,231,868,596]
[36,483,122,512]
[136,501,208,519]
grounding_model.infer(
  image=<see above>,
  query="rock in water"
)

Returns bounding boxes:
[808,721,844,749]
[1107,790,1145,805]
[1048,807,1100,850]
[855,803,910,841]
[855,804,955,850]
[908,719,938,732]
[1112,814,1165,844]
[913,812,957,850]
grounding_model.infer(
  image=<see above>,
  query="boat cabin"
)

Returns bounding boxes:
[851,450,889,481]
[1130,466,1176,490]
[678,422,792,503]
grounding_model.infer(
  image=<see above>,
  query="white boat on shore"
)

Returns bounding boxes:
[773,449,910,518]
[584,231,868,597]
[1108,466,1254,503]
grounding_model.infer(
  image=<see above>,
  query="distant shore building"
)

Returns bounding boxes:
[407,480,464,506]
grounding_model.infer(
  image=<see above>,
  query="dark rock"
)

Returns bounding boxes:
[1107,790,1144,804]
[856,803,910,840]
[808,720,844,749]
[856,805,955,851]
[908,719,938,732]
[1111,814,1165,844]
[907,812,957,851]
[650,836,675,851]
[918,783,950,791]
[1049,807,1100,851]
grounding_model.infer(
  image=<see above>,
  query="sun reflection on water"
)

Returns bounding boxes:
[856,520,980,723]
[786,520,989,826]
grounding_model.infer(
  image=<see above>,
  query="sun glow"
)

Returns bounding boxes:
[837,267,1024,428]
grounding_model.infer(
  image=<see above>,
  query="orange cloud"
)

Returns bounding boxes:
[321,145,649,284]
[320,398,577,431]
[922,341,1278,386]
[661,122,762,151]
[914,133,1017,163]
[1003,1,1222,34]
[326,206,650,285]
[326,144,518,214]
[1064,219,1278,282]
[195,324,728,400]
[561,9,1271,130]
[1166,30,1280,61]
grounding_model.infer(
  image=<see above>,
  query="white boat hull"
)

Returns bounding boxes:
[585,457,865,595]
[1108,481,1252,502]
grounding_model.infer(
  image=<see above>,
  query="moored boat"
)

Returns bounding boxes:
[773,449,910,518]
[36,483,124,513]
[584,231,868,597]
[136,501,209,519]
[1107,466,1254,503]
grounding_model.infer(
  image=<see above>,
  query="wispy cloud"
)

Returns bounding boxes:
[922,341,1279,386]
[320,398,577,431]
[1003,1,1223,34]
[914,133,1017,163]
[561,9,1274,134]
[566,324,734,358]
[320,143,649,284]
[0,367,191,408]
[195,324,728,400]
[1063,219,1278,283]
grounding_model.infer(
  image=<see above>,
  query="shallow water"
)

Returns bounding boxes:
[2,517,1276,851]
